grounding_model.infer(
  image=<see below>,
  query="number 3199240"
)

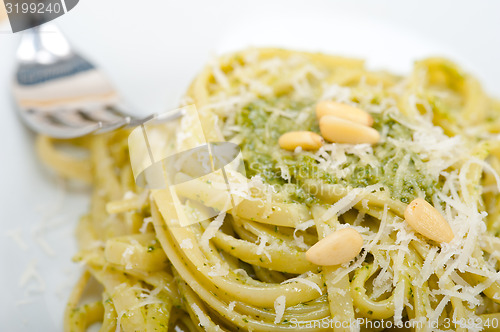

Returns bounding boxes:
[5,2,62,14]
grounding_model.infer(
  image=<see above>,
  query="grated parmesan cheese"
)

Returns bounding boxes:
[320,184,382,223]
[179,239,193,249]
[273,295,286,324]
[139,216,153,233]
[121,246,135,270]
[19,260,46,295]
[6,228,28,251]
[228,301,236,312]
[281,273,322,295]
[255,235,271,261]
[200,212,226,251]
[207,263,229,277]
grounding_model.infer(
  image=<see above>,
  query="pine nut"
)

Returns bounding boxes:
[316,100,374,127]
[278,131,324,151]
[306,228,363,266]
[404,198,454,243]
[319,115,380,144]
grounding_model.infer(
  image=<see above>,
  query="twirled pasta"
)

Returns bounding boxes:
[38,48,500,331]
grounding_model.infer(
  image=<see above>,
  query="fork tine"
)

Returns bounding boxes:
[128,114,156,127]
[76,107,124,123]
[94,117,131,134]
[28,117,100,139]
[48,110,100,128]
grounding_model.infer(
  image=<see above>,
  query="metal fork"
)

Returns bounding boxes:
[12,23,179,139]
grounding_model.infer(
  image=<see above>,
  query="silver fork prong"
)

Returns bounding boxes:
[31,118,101,139]
[49,109,100,127]
[94,117,132,134]
[129,114,157,127]
[77,107,125,123]
[13,23,180,138]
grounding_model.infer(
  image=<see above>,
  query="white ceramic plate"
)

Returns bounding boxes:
[1,0,499,330]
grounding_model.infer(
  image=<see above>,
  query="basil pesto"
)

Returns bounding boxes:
[232,97,439,205]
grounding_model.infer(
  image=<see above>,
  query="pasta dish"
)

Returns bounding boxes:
[38,48,500,331]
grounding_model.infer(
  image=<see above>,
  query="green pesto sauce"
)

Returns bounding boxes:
[369,112,437,203]
[233,97,438,204]
[235,98,320,204]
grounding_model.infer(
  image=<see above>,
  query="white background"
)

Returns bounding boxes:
[0,0,499,330]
